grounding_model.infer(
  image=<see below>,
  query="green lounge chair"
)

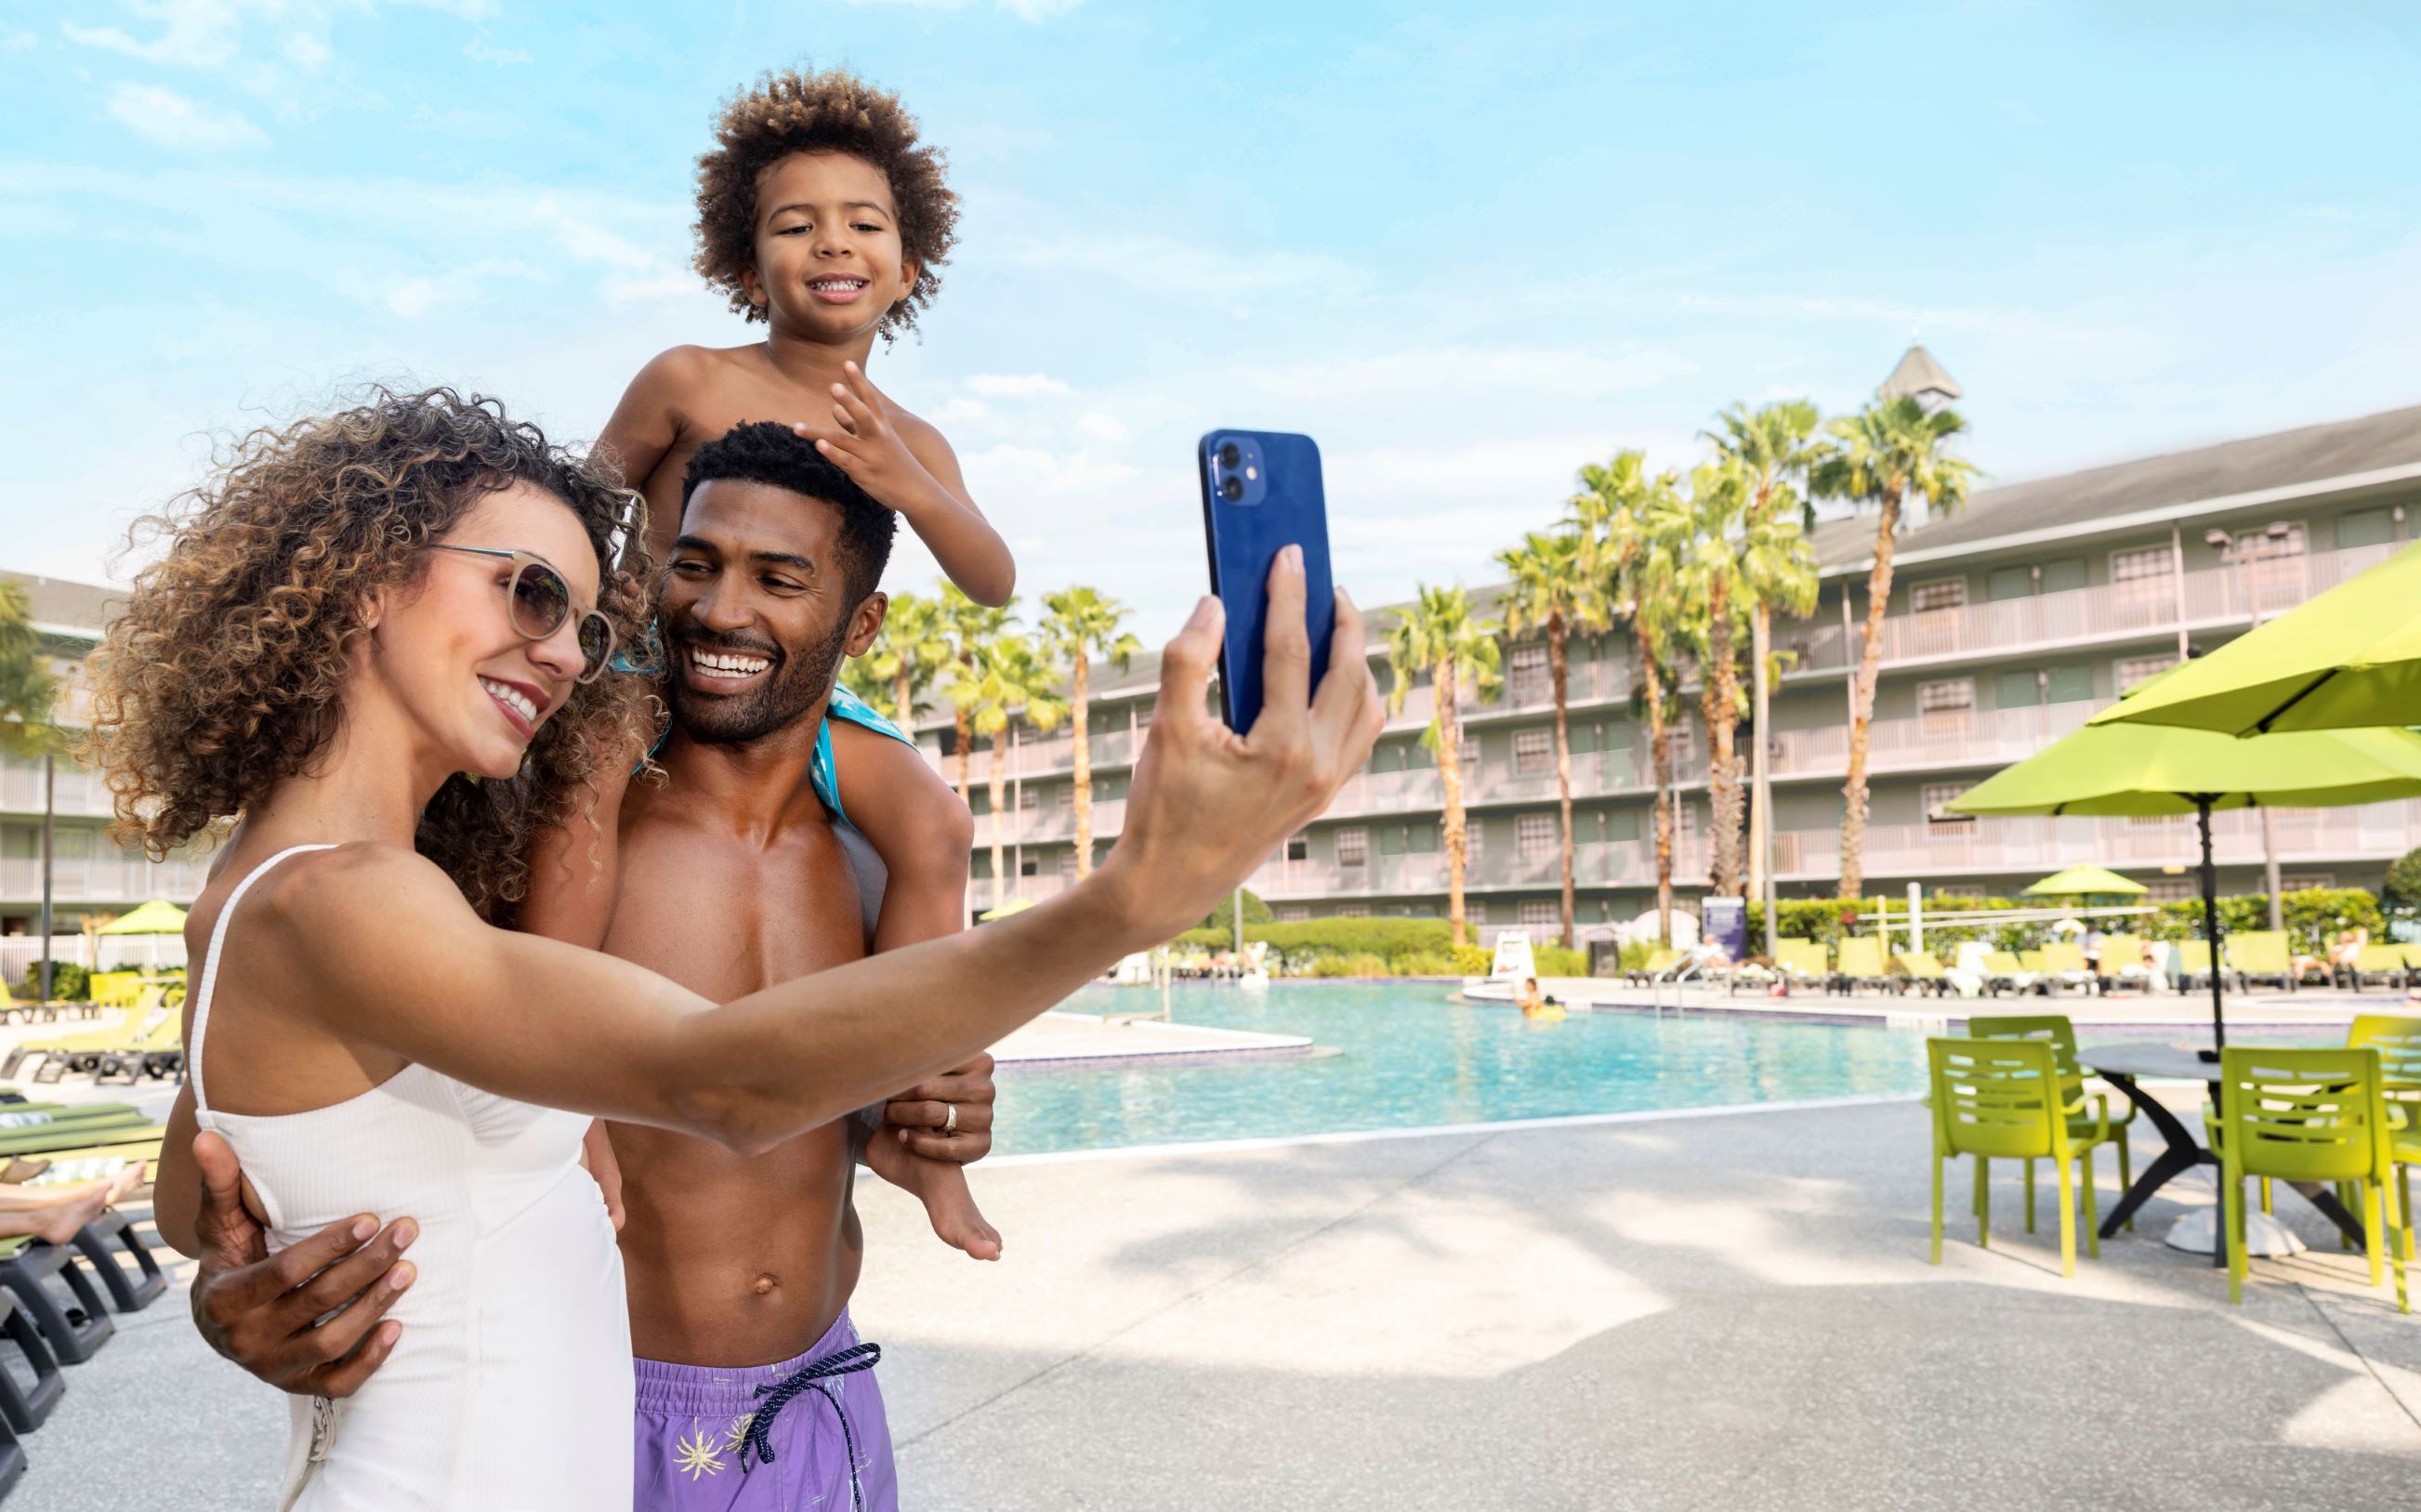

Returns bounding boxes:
[0,1288,63,1437]
[1893,951,1951,996]
[2036,940,2089,994]
[0,1111,163,1158]
[2176,939,2217,991]
[1625,947,1683,986]
[1927,1036,2108,1278]
[2224,929,2296,992]
[2094,933,2150,993]
[2209,1045,2407,1311]
[1968,1013,2137,1232]
[1773,940,1829,992]
[1833,937,1893,995]
[2351,945,2411,991]
[0,1233,114,1364]
[1980,950,2040,996]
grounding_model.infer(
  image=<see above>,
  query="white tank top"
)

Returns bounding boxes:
[190,846,634,1511]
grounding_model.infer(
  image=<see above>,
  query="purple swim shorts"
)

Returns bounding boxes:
[634,1309,897,1511]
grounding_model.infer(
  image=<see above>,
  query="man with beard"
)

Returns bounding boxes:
[184,422,997,1510]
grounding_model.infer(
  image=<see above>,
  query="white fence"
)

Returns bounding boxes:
[0,933,187,986]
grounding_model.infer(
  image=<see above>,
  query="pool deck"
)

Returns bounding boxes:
[1462,975,2391,1032]
[991,1008,1314,1071]
[39,1090,2417,1511]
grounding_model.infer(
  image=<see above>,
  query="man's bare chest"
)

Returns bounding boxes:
[603,826,862,1006]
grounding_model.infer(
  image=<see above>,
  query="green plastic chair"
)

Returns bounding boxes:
[1835,937,1891,995]
[2352,945,2413,990]
[2349,1015,2421,1260]
[1969,1013,2137,1233]
[1892,951,1950,995]
[2224,929,2296,992]
[1626,947,1682,985]
[1980,950,2038,995]
[2095,933,2149,991]
[2209,1045,2406,1310]
[1928,1036,2107,1277]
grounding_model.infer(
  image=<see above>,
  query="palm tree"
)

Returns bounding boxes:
[949,633,1069,911]
[1039,587,1143,880]
[1677,461,1753,898]
[1571,452,1689,945]
[938,585,1010,807]
[1704,399,1825,910]
[846,588,955,728]
[0,583,63,999]
[1811,397,1979,899]
[1733,502,1820,910]
[1384,585,1502,949]
[1494,529,1607,949]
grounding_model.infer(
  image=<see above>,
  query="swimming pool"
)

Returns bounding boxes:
[989,982,1931,1158]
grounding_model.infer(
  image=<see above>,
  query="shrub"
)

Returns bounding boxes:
[1197,888,1273,937]
[2387,848,2421,913]
[1392,952,1457,977]
[1450,944,1492,976]
[1309,953,1390,978]
[1533,946,1587,977]
[1618,940,1652,973]
[37,962,90,1002]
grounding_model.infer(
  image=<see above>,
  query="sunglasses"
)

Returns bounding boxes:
[426,545,616,684]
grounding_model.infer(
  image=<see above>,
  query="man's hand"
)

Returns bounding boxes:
[797,362,947,518]
[188,1131,417,1399]
[882,1052,996,1163]
[1099,550,1384,943]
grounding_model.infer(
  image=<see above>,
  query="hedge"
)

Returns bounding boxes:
[1745,887,2387,953]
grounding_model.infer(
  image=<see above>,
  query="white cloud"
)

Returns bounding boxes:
[64,3,243,67]
[842,0,1086,18]
[464,37,530,64]
[335,256,543,319]
[282,32,331,68]
[1247,345,1694,403]
[1078,411,1125,442]
[103,83,269,151]
[5,30,37,50]
[965,372,1071,399]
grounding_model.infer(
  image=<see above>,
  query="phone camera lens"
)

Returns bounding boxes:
[1221,475,1244,502]
[1217,442,1242,469]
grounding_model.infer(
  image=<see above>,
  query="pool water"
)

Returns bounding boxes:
[990,982,1931,1158]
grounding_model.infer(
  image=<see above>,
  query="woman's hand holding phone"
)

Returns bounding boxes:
[1096,547,1380,945]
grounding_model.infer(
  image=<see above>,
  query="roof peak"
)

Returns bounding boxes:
[1877,344,1961,404]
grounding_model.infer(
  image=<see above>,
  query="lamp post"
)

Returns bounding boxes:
[2206,522,2296,932]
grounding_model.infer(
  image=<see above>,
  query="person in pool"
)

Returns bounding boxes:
[116,386,1379,1509]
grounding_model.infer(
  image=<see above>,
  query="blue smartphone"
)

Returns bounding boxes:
[1198,428,1335,733]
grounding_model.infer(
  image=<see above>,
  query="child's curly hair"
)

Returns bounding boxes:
[84,387,657,925]
[693,66,959,340]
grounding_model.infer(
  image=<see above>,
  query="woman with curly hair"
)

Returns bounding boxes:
[96,386,1376,1509]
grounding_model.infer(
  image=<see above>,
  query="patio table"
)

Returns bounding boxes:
[2080,1042,2366,1262]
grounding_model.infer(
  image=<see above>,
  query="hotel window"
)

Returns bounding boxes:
[1336,827,1368,867]
[2044,666,2096,703]
[1020,856,1038,876]
[1931,885,1984,900]
[1923,782,1974,830]
[1666,721,1694,763]
[2338,507,2396,550]
[1277,905,1310,922]
[1468,901,1489,925]
[1057,786,1074,813]
[1909,579,1967,613]
[1463,820,1485,860]
[1409,821,1441,853]
[2112,546,2172,608]
[1518,812,1557,860]
[1509,644,1551,703]
[1994,669,2041,710]
[1513,728,1554,775]
[2041,559,2088,596]
[1570,721,1598,755]
[1057,849,1078,877]
[1019,785,1039,810]
[1917,679,1973,733]
[2147,879,2195,903]
[1336,904,1370,918]
[2115,654,2176,693]
[1985,564,2033,602]
[2283,874,2335,892]
[1379,824,1407,858]
[1370,743,1403,774]
[1520,900,1559,930]
[1285,835,1309,861]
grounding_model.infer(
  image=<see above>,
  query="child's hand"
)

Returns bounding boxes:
[800,362,945,518]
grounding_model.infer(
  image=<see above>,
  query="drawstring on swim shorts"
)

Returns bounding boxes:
[740,1340,882,1511]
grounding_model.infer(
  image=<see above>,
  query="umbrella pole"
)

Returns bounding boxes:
[2197,796,2224,1056]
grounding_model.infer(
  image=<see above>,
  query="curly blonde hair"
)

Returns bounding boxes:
[85,387,656,925]
[693,66,959,339]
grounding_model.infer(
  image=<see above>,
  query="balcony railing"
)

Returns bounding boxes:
[0,758,116,819]
[0,854,208,905]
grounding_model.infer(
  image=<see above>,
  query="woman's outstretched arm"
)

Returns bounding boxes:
[287,561,1378,1154]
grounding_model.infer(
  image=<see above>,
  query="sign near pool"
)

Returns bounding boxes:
[1704,898,1746,960]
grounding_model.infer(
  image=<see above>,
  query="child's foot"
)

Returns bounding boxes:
[926,1188,1003,1262]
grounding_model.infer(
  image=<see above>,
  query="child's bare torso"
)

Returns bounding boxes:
[615,342,940,553]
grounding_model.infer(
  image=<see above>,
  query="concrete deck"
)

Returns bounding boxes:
[15,1095,2416,1509]
[991,1009,1313,1071]
[1466,975,2392,1032]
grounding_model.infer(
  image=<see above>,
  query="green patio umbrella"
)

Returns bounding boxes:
[2021,864,2148,898]
[96,899,189,935]
[2091,538,2421,735]
[1950,717,2421,1052]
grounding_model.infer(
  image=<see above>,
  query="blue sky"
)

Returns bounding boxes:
[4,1,2419,637]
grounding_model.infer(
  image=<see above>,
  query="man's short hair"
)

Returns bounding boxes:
[680,422,895,605]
